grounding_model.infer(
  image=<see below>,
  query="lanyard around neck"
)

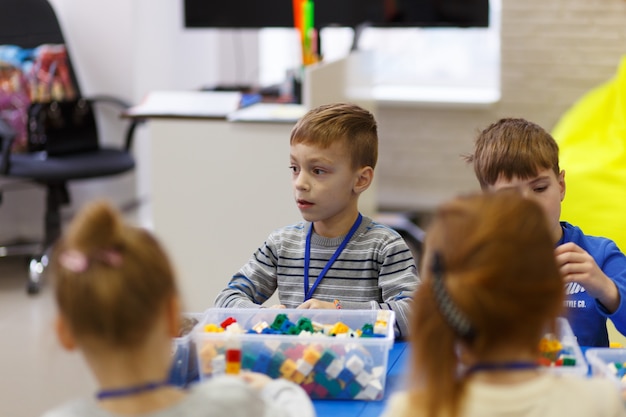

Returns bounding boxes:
[96,380,170,400]
[465,360,538,376]
[303,213,363,301]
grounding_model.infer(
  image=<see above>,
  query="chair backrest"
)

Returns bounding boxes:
[0,0,64,46]
[0,0,81,96]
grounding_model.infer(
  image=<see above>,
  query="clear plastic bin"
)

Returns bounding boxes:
[541,317,588,377]
[170,312,205,387]
[586,348,626,389]
[192,308,395,400]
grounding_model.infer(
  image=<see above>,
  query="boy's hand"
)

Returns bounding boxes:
[555,242,620,312]
[297,299,335,309]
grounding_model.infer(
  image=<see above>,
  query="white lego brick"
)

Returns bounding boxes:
[326,358,344,379]
[346,355,365,374]
[296,358,314,376]
[211,354,226,375]
[355,370,373,386]
[361,378,383,400]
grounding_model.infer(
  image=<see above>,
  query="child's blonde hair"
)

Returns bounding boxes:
[411,190,564,417]
[290,102,378,170]
[464,118,560,189]
[50,200,178,348]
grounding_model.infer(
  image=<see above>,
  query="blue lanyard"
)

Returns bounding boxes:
[465,361,538,375]
[304,213,363,301]
[96,380,170,400]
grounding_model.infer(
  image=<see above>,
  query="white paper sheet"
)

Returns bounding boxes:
[125,90,242,118]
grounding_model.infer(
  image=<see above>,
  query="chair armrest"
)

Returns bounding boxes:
[85,94,145,152]
[86,94,132,109]
[0,119,16,175]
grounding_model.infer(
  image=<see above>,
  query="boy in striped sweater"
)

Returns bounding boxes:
[214,102,420,338]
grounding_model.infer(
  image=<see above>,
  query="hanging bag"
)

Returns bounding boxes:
[26,44,98,156]
[27,97,98,155]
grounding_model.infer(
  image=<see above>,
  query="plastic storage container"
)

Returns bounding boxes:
[586,348,626,393]
[192,308,396,400]
[542,317,588,377]
[170,312,205,387]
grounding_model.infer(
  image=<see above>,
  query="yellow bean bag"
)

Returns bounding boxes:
[552,55,626,252]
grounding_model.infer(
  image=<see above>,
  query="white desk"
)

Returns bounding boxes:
[148,118,299,310]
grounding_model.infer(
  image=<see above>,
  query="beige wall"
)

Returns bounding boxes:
[376,0,626,213]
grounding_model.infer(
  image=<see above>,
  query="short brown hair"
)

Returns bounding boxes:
[464,118,560,189]
[290,102,378,170]
[410,190,564,417]
[50,200,178,348]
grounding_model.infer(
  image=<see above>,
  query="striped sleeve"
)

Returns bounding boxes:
[213,223,306,308]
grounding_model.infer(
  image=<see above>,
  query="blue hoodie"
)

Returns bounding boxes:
[558,222,626,347]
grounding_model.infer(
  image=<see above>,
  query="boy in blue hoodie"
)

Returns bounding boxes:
[464,117,626,347]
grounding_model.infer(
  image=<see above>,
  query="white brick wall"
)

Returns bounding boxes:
[377,0,626,213]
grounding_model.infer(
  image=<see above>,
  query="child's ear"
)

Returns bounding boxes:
[354,166,374,194]
[166,295,182,338]
[55,315,77,351]
[559,170,566,201]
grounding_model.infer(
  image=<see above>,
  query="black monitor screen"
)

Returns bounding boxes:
[184,0,489,29]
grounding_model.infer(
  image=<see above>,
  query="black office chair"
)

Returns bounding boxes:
[0,0,139,294]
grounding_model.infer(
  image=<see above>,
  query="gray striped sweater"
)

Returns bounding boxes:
[214,216,420,338]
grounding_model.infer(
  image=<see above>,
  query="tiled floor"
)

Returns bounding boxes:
[0,256,96,417]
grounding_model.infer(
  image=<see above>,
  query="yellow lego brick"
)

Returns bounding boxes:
[303,346,322,365]
[204,323,224,333]
[280,358,297,378]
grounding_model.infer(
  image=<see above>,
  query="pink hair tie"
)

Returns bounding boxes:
[58,250,89,273]
[58,249,123,273]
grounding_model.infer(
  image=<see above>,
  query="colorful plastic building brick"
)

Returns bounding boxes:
[270,314,288,331]
[225,348,241,374]
[204,323,224,333]
[220,316,237,329]
[297,317,315,333]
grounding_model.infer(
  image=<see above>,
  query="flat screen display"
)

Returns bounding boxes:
[184,0,489,29]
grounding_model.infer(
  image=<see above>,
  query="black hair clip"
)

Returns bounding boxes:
[431,252,476,341]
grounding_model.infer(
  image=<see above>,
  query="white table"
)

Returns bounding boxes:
[148,118,303,310]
